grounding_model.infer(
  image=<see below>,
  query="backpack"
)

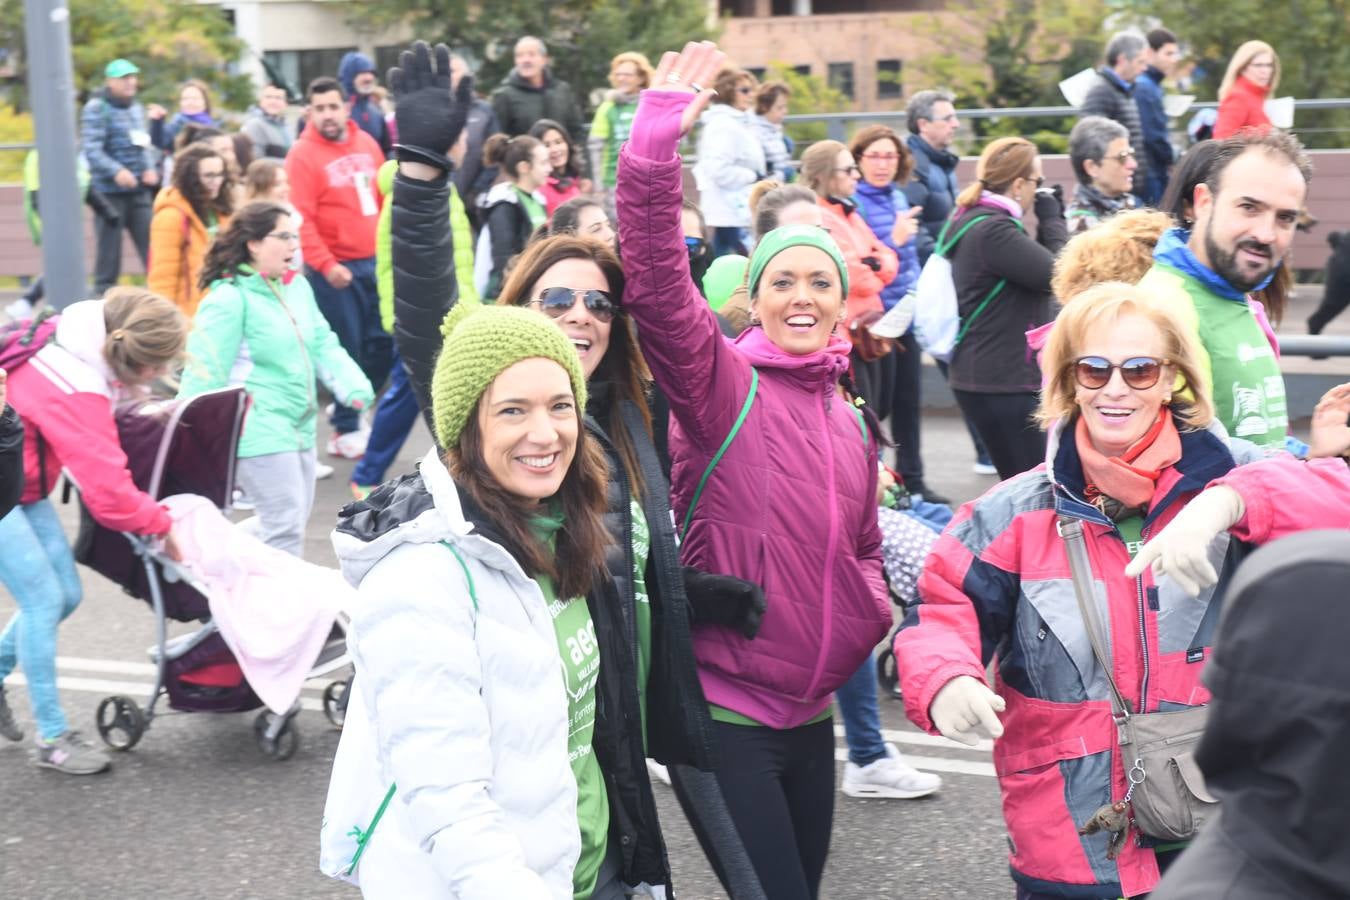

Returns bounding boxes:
[911,213,1023,362]
[0,310,59,372]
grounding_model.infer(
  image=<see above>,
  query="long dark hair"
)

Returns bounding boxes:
[198,201,288,290]
[529,119,580,180]
[448,406,610,600]
[172,143,233,224]
[496,235,654,500]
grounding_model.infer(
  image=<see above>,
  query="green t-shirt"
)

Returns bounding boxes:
[1116,515,1146,559]
[515,186,548,231]
[530,509,608,900]
[590,98,638,189]
[630,499,653,745]
[709,704,834,728]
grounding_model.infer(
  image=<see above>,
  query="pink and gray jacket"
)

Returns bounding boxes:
[616,93,891,729]
[896,416,1259,898]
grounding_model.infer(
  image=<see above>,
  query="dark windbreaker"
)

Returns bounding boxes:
[1152,528,1350,899]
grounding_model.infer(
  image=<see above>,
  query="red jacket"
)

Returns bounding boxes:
[1213,76,1272,139]
[816,195,899,322]
[7,301,171,535]
[285,120,385,275]
[540,174,580,218]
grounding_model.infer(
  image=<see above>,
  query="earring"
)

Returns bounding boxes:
[1163,395,1173,405]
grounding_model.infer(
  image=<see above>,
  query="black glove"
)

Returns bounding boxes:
[1034,182,1064,211]
[387,40,474,172]
[861,256,882,273]
[682,566,766,640]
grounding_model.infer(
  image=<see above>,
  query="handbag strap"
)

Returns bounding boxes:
[1057,515,1132,717]
[680,367,758,540]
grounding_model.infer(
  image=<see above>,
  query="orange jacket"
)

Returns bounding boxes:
[147,187,227,318]
[816,195,899,322]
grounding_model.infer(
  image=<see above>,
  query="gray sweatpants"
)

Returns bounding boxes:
[234,449,316,558]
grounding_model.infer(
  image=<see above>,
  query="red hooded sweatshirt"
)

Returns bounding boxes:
[285,120,385,275]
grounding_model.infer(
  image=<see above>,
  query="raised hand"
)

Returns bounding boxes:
[648,41,727,139]
[388,40,475,171]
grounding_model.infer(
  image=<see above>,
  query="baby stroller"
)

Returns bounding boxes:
[72,387,349,760]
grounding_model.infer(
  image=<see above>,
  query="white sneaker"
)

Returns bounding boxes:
[327,430,368,460]
[646,759,671,786]
[231,488,255,511]
[314,462,335,481]
[972,461,997,476]
[841,743,941,799]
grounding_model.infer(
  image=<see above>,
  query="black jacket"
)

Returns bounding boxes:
[451,98,501,229]
[1152,529,1350,900]
[946,195,1067,394]
[490,69,589,178]
[389,168,715,893]
[0,405,23,520]
[481,188,536,300]
[1080,69,1149,197]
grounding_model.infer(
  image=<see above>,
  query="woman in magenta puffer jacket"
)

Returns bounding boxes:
[616,41,891,900]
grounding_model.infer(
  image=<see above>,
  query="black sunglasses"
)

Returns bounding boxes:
[527,287,616,323]
[1073,356,1168,390]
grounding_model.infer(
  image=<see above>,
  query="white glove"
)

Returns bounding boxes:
[1124,485,1245,597]
[930,675,1006,746]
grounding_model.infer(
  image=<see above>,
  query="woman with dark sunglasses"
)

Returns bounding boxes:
[379,41,747,899]
[944,135,1067,480]
[897,281,1273,900]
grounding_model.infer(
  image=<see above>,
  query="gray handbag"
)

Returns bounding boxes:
[1059,516,1219,845]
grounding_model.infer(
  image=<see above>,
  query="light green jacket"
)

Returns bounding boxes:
[376,159,478,332]
[179,267,374,457]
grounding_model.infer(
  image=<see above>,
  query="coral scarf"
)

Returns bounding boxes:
[1076,409,1181,518]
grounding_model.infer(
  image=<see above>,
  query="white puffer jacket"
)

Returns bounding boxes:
[693,103,766,228]
[321,448,578,899]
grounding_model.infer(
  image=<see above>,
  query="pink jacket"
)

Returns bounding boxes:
[615,94,891,728]
[8,301,171,535]
[1212,455,1350,541]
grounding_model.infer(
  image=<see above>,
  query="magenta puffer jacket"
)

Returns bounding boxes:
[616,136,891,729]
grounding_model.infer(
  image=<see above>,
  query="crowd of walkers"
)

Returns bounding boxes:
[0,22,1347,900]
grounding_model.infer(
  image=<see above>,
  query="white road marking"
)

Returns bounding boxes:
[833,724,994,753]
[56,656,158,677]
[834,748,996,777]
[10,673,324,712]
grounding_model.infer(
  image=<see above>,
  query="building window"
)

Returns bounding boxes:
[375,46,405,83]
[827,62,855,99]
[793,64,812,77]
[263,48,356,97]
[877,59,903,99]
[746,66,767,83]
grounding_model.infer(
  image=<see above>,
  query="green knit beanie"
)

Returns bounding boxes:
[702,254,748,312]
[431,302,588,449]
[745,224,849,300]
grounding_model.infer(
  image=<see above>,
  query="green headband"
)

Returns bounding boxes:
[745,224,850,300]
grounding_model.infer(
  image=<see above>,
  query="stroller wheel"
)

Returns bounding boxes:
[96,695,147,751]
[876,648,902,701]
[322,680,347,730]
[254,710,299,761]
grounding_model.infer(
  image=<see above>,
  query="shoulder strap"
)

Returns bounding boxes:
[949,216,1027,350]
[1057,516,1131,716]
[935,214,990,257]
[680,367,758,540]
[441,540,478,615]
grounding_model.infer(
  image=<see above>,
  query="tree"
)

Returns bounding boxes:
[348,0,716,107]
[2,0,253,113]
[1120,0,1350,148]
[906,0,1109,152]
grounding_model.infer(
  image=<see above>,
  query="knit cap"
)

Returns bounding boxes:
[702,254,748,312]
[431,302,587,448]
[745,224,849,299]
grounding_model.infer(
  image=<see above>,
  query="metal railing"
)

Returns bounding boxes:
[1276,336,1350,358]
[784,98,1350,142]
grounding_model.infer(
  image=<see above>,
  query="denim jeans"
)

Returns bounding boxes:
[835,654,887,767]
[350,351,419,488]
[711,226,749,259]
[306,258,393,435]
[0,500,84,740]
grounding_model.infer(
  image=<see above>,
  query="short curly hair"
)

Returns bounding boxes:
[1051,208,1173,302]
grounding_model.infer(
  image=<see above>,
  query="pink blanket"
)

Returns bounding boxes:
[163,494,350,714]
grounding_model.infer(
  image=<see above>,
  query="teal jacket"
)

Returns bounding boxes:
[179,267,374,457]
[376,159,477,332]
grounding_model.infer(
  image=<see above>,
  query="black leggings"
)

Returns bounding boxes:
[669,764,769,900]
[889,330,925,485]
[710,718,836,900]
[952,389,1044,480]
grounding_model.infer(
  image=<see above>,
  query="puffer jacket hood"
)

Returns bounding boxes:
[333,448,519,589]
[55,299,116,386]
[1152,529,1350,899]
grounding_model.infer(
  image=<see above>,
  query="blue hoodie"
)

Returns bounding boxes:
[337,52,390,155]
